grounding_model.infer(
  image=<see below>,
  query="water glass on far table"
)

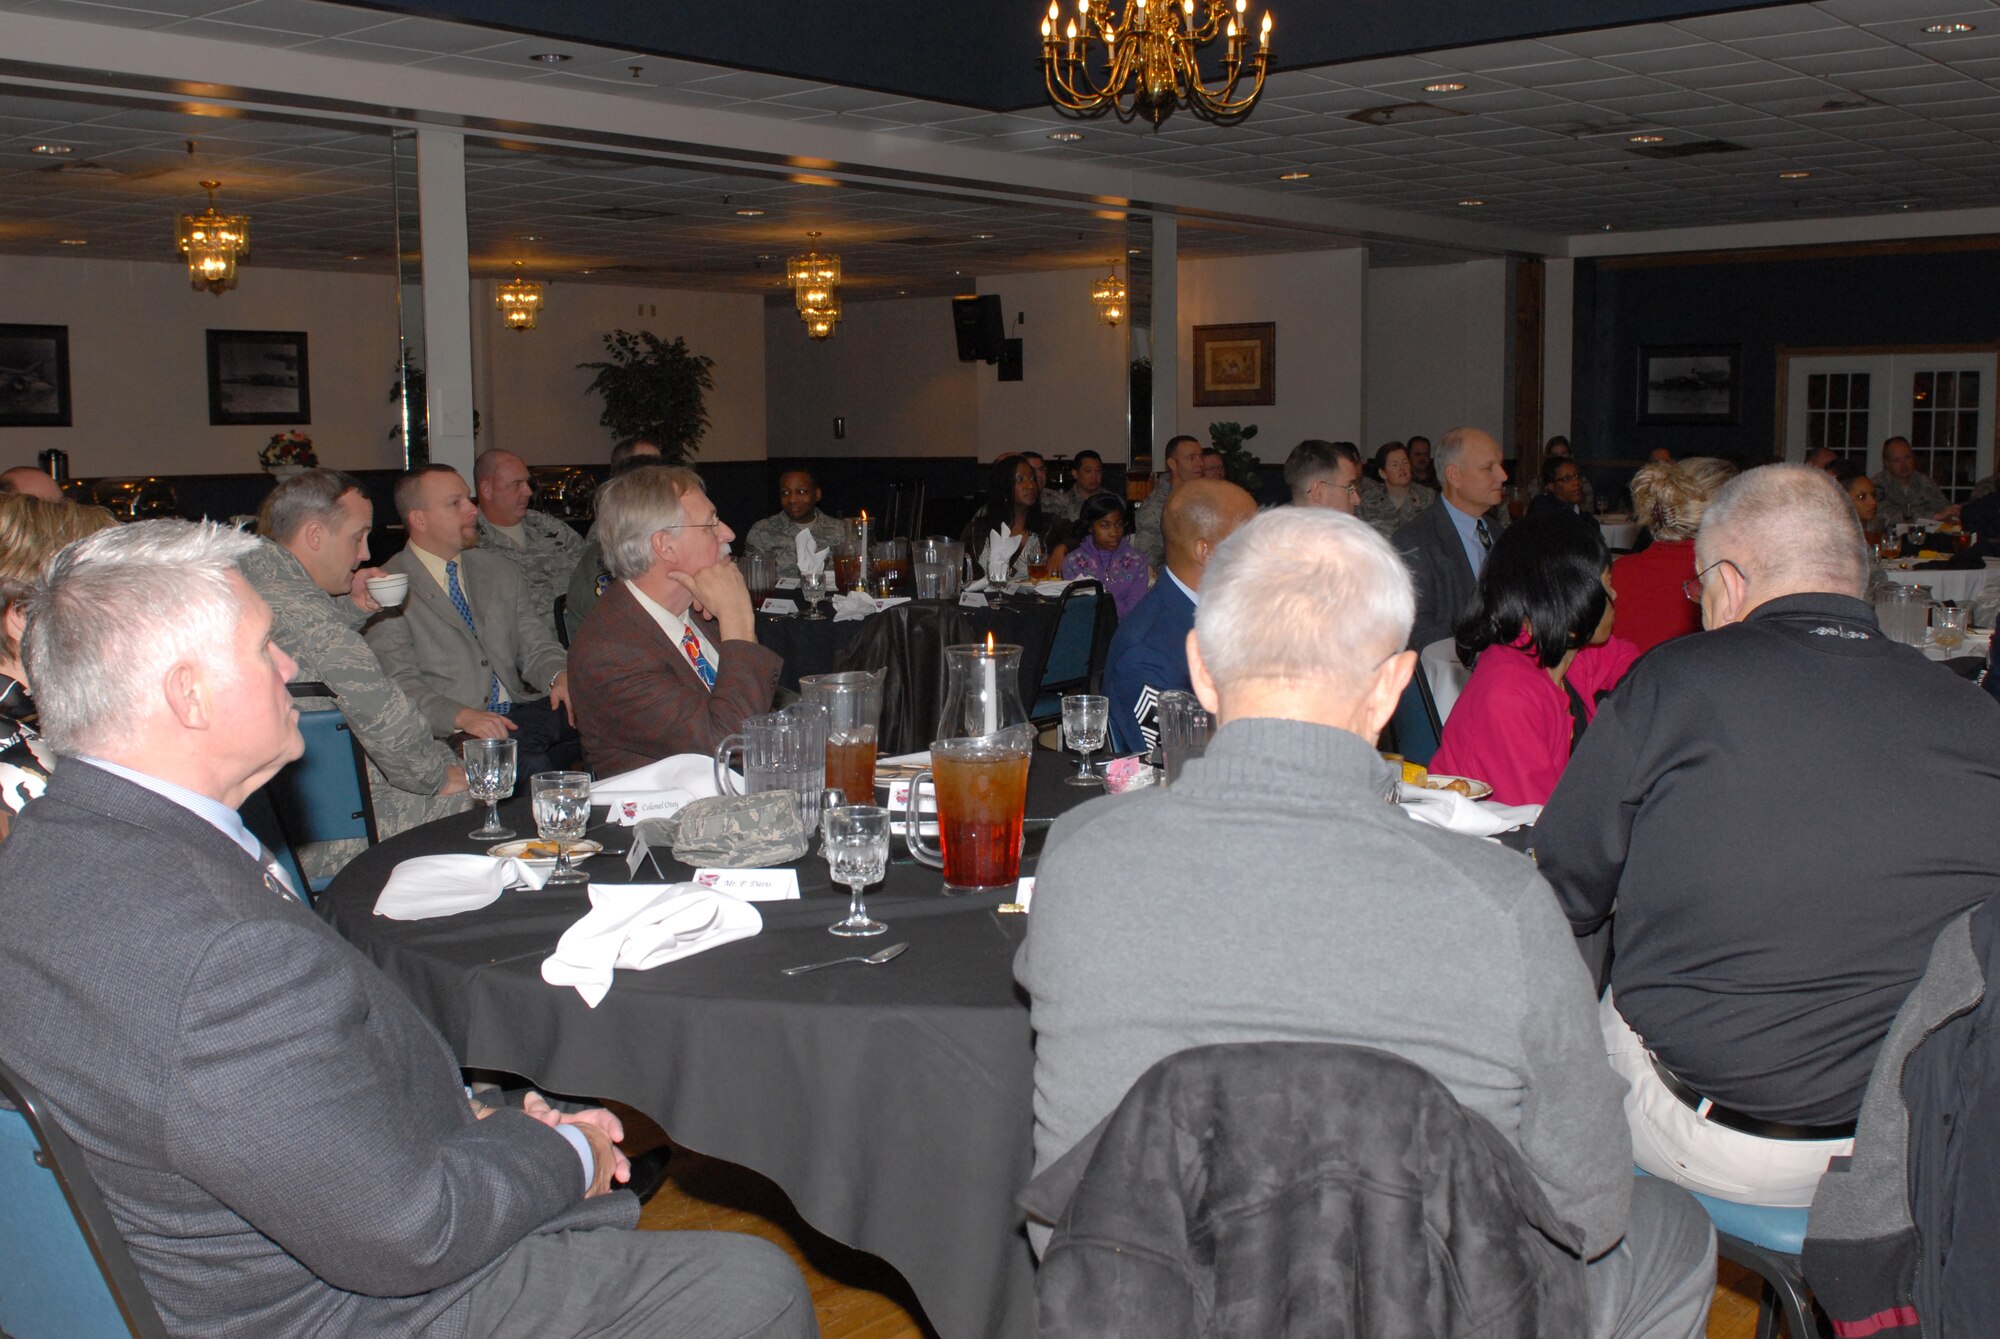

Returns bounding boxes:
[800,569,831,619]
[463,737,517,840]
[824,805,891,937]
[1061,693,1108,786]
[530,770,592,888]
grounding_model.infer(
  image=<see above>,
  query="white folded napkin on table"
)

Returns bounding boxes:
[794,529,828,576]
[983,528,1022,583]
[1395,784,1540,839]
[374,854,550,921]
[540,883,762,1007]
[829,591,911,621]
[591,754,725,826]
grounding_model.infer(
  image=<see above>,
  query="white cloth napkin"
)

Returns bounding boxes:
[794,529,828,576]
[540,883,762,1007]
[374,854,550,921]
[1396,784,1541,838]
[984,528,1022,583]
[593,754,724,806]
[829,591,912,621]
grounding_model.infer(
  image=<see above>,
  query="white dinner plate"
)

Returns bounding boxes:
[487,838,604,869]
[1420,774,1494,801]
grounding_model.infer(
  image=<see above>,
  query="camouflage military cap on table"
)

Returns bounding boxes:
[668,792,809,867]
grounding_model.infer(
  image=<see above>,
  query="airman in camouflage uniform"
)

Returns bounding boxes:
[472,448,585,638]
[744,469,848,578]
[1873,436,1956,528]
[239,524,470,883]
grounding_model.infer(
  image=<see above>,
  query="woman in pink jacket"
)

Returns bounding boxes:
[1431,512,1639,807]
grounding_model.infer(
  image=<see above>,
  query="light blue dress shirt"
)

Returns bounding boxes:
[1442,497,1492,579]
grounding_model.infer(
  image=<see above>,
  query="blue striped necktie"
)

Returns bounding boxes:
[445,559,508,714]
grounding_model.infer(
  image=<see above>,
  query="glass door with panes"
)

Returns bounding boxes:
[1784,350,1997,501]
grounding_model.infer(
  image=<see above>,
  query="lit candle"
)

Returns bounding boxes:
[1066,17,1077,59]
[1260,11,1271,49]
[982,632,998,736]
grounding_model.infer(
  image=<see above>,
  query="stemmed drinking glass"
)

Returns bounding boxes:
[1061,693,1109,786]
[530,770,593,888]
[800,569,831,619]
[463,738,518,840]
[823,804,891,937]
[1021,533,1046,581]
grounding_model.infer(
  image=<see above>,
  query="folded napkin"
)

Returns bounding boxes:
[795,528,828,576]
[984,528,1022,583]
[829,591,911,621]
[541,883,762,1007]
[374,854,550,921]
[592,754,725,824]
[1395,784,1541,838]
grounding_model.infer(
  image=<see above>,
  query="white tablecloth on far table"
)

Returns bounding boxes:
[1882,558,2000,606]
[1597,516,1643,551]
[1421,638,1474,724]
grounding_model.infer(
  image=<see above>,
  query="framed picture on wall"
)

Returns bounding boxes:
[1192,322,1277,407]
[207,329,311,426]
[1637,344,1739,426]
[0,324,73,428]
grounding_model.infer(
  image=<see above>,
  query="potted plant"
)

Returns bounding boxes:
[1208,420,1266,494]
[578,329,716,464]
[260,431,317,479]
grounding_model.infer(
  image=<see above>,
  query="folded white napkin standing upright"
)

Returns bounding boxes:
[591,754,726,825]
[1395,784,1541,839]
[540,883,762,1007]
[984,528,1022,585]
[829,592,912,622]
[374,854,550,921]
[795,529,828,576]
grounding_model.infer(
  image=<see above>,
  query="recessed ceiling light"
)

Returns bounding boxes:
[530,52,571,63]
[1279,170,1311,181]
[1424,81,1466,93]
[30,144,72,155]
[1923,21,1976,34]
[972,232,995,239]
[1457,198,1485,206]
[342,253,363,260]
[1047,130,1085,142]
[1629,133,1665,144]
[517,233,541,241]
[57,237,87,245]
[1779,170,1812,180]
[734,208,765,216]
[897,289,908,295]
[1127,247,1143,255]
[1601,224,1616,232]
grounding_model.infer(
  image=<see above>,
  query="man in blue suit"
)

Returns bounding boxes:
[1104,478,1257,753]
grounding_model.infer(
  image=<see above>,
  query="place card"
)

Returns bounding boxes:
[758,597,796,614]
[625,819,675,879]
[610,795,691,827]
[959,592,989,608]
[691,868,801,902]
[775,577,801,590]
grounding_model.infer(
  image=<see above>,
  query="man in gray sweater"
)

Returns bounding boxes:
[1015,507,1715,1339]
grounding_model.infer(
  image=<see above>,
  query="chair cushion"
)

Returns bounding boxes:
[1690,1190,1809,1255]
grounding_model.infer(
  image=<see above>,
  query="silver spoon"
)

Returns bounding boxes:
[780,942,910,976]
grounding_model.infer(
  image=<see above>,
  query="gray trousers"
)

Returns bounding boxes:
[1585,1176,1718,1339]
[463,1227,818,1339]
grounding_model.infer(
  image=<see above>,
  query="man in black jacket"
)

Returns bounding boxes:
[1392,426,1510,649]
[1537,463,2000,1209]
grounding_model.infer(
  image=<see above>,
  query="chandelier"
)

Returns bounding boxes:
[175,180,249,293]
[495,261,545,331]
[789,233,842,339]
[1041,0,1272,126]
[1090,267,1127,326]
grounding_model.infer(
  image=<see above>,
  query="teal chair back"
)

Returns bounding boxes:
[1389,659,1445,766]
[266,683,378,894]
[1031,582,1111,722]
[0,1056,168,1339]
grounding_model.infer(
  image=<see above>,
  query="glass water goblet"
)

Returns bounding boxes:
[530,770,593,888]
[1022,533,1047,581]
[1061,693,1109,786]
[800,569,831,619]
[463,737,518,840]
[823,805,891,937]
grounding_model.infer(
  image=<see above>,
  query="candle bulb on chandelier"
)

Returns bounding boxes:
[1066,18,1077,59]
[1260,11,1272,48]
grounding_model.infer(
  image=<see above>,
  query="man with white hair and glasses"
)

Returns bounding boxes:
[1018,508,1716,1337]
[0,520,817,1339]
[1537,464,2000,1209]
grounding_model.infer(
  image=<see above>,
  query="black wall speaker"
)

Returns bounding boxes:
[952,294,1005,363]
[997,338,1023,382]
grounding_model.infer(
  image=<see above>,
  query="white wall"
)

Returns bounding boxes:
[976,268,1130,463]
[0,254,403,477]
[763,295,978,458]
[476,277,766,465]
[1362,258,1512,450]
[1173,249,1367,460]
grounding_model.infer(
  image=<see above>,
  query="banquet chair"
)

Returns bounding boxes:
[887,478,927,541]
[552,593,570,649]
[267,682,380,896]
[1029,581,1112,724]
[1387,659,1446,765]
[239,784,310,903]
[0,1056,169,1339]
[1645,1172,1820,1339]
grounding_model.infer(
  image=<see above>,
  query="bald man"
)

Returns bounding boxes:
[473,448,583,640]
[1392,427,1509,650]
[1,467,65,502]
[1103,478,1257,754]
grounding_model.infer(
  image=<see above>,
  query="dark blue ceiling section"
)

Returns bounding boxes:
[344,1,1787,110]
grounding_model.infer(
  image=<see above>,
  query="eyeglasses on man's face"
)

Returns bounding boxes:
[1682,557,1743,604]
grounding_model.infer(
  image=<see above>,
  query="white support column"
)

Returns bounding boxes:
[417,128,476,477]
[1150,213,1178,457]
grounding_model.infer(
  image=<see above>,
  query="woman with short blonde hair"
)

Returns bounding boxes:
[1608,458,1737,653]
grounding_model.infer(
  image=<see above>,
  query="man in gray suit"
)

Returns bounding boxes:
[367,464,580,779]
[1392,426,1511,650]
[0,519,816,1338]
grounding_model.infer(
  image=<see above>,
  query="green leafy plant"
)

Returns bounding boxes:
[578,330,716,463]
[1208,420,1265,492]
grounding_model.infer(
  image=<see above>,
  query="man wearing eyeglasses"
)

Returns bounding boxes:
[1535,464,2000,1210]
[1283,439,1362,514]
[566,464,781,776]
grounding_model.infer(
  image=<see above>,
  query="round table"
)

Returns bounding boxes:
[1881,558,2000,607]
[321,750,1092,1339]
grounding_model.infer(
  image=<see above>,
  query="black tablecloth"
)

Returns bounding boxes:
[320,749,1092,1339]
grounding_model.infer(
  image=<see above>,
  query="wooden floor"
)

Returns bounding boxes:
[624,1110,1777,1339]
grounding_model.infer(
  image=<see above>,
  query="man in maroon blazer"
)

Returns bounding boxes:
[568,465,782,775]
